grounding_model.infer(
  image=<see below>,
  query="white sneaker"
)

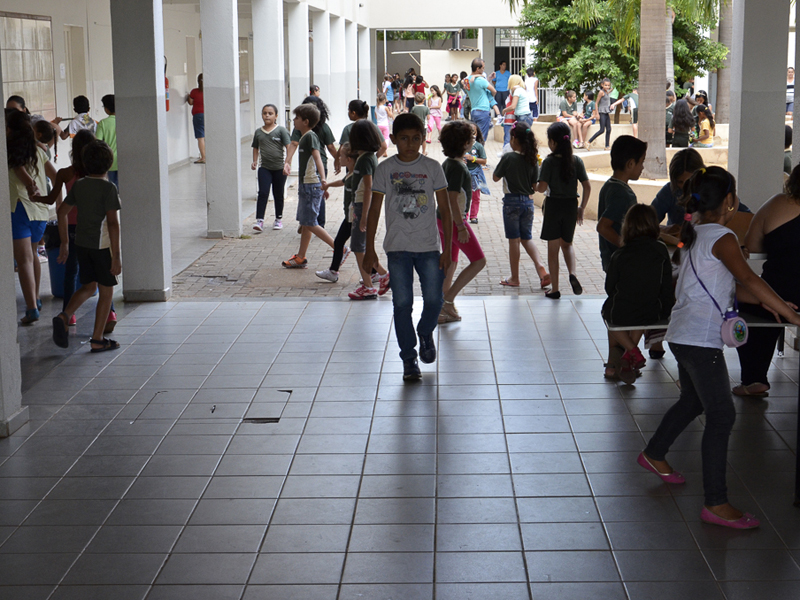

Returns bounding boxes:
[273,219,282,230]
[341,246,351,266]
[358,273,382,285]
[315,269,339,283]
[253,219,264,232]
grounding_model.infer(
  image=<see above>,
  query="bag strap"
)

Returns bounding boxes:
[688,248,736,318]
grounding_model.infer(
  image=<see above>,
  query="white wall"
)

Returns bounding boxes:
[419,49,479,94]
[367,0,518,29]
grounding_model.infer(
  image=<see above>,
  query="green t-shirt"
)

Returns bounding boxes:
[583,101,596,119]
[493,151,538,195]
[466,142,486,172]
[539,154,588,199]
[666,104,674,129]
[95,115,117,171]
[343,173,354,218]
[438,157,472,218]
[411,104,430,127]
[559,99,578,117]
[444,82,458,97]
[292,123,335,169]
[351,152,378,204]
[64,177,121,249]
[597,178,637,270]
[340,122,353,145]
[252,125,291,171]
[297,131,323,184]
[785,149,792,175]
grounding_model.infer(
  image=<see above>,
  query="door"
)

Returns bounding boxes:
[63,25,87,102]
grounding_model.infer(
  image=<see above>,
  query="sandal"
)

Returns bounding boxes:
[21,308,40,325]
[52,313,69,348]
[439,300,461,322]
[732,383,769,397]
[569,274,583,295]
[90,338,120,353]
[499,278,520,287]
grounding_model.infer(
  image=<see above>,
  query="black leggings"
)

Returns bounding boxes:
[330,220,352,272]
[589,112,611,147]
[256,168,286,220]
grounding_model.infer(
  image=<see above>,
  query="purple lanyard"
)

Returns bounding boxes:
[688,249,737,318]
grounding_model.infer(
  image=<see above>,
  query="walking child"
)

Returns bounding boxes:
[536,122,591,299]
[601,204,674,383]
[375,93,394,142]
[95,94,118,188]
[640,166,800,529]
[445,74,462,121]
[251,103,291,231]
[465,122,489,224]
[438,120,486,323]
[411,94,431,155]
[610,87,639,137]
[588,78,613,150]
[316,144,355,283]
[61,95,96,139]
[428,86,444,143]
[281,104,336,268]
[493,122,550,289]
[52,140,121,352]
[363,113,453,381]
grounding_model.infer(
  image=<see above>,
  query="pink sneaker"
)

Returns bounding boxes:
[348,285,378,300]
[104,310,117,334]
[377,272,391,296]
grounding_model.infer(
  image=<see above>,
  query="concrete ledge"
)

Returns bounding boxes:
[0,405,29,438]
[123,288,172,302]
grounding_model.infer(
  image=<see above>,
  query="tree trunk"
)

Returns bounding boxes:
[665,10,674,91]
[641,0,668,178]
[716,0,733,123]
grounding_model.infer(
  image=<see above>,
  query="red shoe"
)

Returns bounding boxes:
[377,272,391,296]
[104,311,117,334]
[622,347,646,370]
[348,285,378,300]
[68,314,77,326]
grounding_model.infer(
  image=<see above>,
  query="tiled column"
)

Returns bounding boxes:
[109,0,173,301]
[200,0,242,238]
[358,26,375,106]
[729,0,791,210]
[0,52,26,437]
[287,1,310,116]
[329,15,347,136]
[312,9,331,106]
[252,0,286,126]
[345,20,358,102]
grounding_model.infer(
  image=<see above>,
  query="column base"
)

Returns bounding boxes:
[207,229,242,239]
[123,288,172,302]
[0,405,29,438]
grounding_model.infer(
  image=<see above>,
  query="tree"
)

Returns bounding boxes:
[715,1,733,123]
[640,0,668,178]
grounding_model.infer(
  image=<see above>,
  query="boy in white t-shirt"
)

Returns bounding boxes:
[363,113,453,381]
[60,95,96,140]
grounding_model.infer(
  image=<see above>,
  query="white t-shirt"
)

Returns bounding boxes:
[372,154,448,253]
[666,223,736,349]
[376,104,389,127]
[526,76,538,102]
[68,112,96,136]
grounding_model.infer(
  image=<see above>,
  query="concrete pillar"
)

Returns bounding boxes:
[729,0,791,211]
[330,16,347,136]
[369,27,379,108]
[109,0,172,301]
[0,52,26,438]
[253,0,286,126]
[287,2,310,116]
[358,26,375,105]
[481,28,495,69]
[793,10,800,166]
[200,0,242,238]
[345,20,358,102]
[312,10,331,105]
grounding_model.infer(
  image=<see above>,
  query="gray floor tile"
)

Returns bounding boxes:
[280,475,361,498]
[0,525,98,554]
[506,434,578,453]
[437,474,514,497]
[203,476,283,499]
[437,453,510,475]
[367,434,436,454]
[188,498,276,525]
[517,497,600,523]
[719,581,800,600]
[48,585,150,600]
[155,553,256,584]
[435,551,527,583]
[436,523,522,552]
[261,524,350,553]
[297,434,368,454]
[339,584,432,600]
[250,552,345,584]
[140,455,221,477]
[359,474,435,497]
[125,476,209,499]
[86,525,182,554]
[595,496,683,522]
[614,550,714,581]
[173,525,266,553]
[348,524,434,553]
[703,548,800,581]
[149,584,244,600]
[436,582,529,600]
[626,582,725,600]
[106,499,197,526]
[521,522,609,550]
[605,522,696,550]
[526,551,620,582]
[24,499,117,526]
[271,498,356,525]
[342,552,432,583]
[437,497,519,524]
[288,454,364,476]
[62,553,166,585]
[354,498,435,524]
[513,473,591,497]
[528,582,628,600]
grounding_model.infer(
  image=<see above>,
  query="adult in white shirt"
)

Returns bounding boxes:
[525,68,539,121]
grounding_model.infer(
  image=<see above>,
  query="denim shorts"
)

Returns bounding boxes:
[192,113,205,139]
[350,203,366,253]
[11,201,46,241]
[296,183,323,227]
[502,195,534,240]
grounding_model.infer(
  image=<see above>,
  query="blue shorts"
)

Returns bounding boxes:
[502,195,534,240]
[11,202,46,241]
[192,113,205,139]
[350,203,366,253]
[297,183,324,226]
[529,102,539,119]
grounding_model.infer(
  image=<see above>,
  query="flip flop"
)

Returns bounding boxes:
[90,338,120,353]
[499,278,520,287]
[52,313,69,348]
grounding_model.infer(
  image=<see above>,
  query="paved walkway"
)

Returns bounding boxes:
[172,133,608,299]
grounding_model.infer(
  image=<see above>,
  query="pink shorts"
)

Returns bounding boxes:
[437,219,485,264]
[378,125,390,140]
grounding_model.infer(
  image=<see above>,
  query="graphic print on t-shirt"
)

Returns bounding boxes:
[390,171,431,220]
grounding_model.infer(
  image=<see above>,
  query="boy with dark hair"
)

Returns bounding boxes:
[363,114,453,381]
[52,140,122,353]
[596,135,647,272]
[96,94,118,189]
[62,95,96,139]
[282,104,335,268]
[410,94,431,156]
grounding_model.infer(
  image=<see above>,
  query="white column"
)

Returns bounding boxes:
[287,2,310,116]
[358,26,374,105]
[345,20,358,102]
[110,0,172,301]
[481,28,495,68]
[0,51,26,437]
[330,16,347,136]
[312,10,331,104]
[200,0,242,238]
[729,0,791,211]
[253,0,286,126]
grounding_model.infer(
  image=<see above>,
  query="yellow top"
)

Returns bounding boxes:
[8,147,50,221]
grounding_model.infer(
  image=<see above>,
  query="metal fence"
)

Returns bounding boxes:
[537,87,564,115]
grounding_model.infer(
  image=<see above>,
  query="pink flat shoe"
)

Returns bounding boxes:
[700,507,760,529]
[637,452,686,484]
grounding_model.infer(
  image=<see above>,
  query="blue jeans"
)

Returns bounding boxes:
[472,109,492,144]
[107,170,118,189]
[387,251,444,361]
[644,343,736,507]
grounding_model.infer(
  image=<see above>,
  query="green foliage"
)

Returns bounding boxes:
[672,14,728,81]
[376,30,478,48]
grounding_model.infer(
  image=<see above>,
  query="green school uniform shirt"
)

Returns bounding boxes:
[252,125,291,171]
[340,122,354,145]
[597,178,638,270]
[494,151,538,196]
[292,123,335,170]
[785,149,793,175]
[438,157,472,218]
[666,104,674,129]
[559,99,578,117]
[64,177,121,250]
[624,93,639,109]
[95,115,117,171]
[583,101,596,119]
[538,155,588,199]
[343,173,355,220]
[351,152,378,204]
[466,142,486,172]
[297,131,323,184]
[411,104,430,127]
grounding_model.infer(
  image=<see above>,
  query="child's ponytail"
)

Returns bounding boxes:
[546,122,575,182]
[509,122,539,168]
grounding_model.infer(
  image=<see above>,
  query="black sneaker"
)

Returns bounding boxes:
[569,274,583,295]
[403,358,421,381]
[418,332,436,364]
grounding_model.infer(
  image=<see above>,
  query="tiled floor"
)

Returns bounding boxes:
[3,296,799,599]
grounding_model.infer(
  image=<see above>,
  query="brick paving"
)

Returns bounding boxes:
[172,134,608,299]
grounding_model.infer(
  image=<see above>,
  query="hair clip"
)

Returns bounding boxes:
[698,167,706,174]
[511,122,518,130]
[684,213,693,222]
[677,242,684,248]
[563,135,570,140]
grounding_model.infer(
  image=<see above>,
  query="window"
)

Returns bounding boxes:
[1,13,56,121]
